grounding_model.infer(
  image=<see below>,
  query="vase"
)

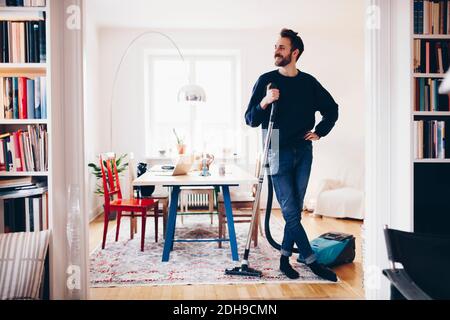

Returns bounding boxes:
[177,144,186,154]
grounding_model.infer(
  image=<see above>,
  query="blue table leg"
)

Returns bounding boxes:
[162,186,180,262]
[222,185,239,261]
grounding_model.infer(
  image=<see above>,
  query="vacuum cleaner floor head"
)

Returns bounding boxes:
[225,266,263,278]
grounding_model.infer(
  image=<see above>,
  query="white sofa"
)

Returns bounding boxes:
[313,164,365,220]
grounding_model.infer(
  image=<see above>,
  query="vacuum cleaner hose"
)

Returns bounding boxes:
[264,174,300,253]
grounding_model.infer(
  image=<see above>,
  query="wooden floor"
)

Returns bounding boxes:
[89,210,364,300]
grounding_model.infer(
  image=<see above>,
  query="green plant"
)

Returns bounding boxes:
[173,128,184,145]
[88,153,129,195]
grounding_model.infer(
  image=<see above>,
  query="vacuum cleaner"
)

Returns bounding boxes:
[225,83,355,277]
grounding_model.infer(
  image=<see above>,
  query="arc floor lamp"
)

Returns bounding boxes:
[109,30,207,150]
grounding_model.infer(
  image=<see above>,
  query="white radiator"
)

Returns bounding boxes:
[180,193,210,208]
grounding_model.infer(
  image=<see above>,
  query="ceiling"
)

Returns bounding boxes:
[86,0,363,30]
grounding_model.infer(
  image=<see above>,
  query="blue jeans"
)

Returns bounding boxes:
[269,143,316,264]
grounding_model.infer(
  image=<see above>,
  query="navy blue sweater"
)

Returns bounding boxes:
[245,70,339,148]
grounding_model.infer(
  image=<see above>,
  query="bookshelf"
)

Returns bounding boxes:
[0,0,52,298]
[412,0,450,236]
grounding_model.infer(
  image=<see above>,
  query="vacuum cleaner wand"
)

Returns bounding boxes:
[225,83,278,278]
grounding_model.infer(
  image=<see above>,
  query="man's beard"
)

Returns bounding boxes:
[274,53,292,67]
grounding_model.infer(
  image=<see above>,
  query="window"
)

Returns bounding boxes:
[146,54,238,158]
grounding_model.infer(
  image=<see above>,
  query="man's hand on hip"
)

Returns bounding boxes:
[304,131,320,141]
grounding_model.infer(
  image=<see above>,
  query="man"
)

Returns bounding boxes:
[245,28,339,282]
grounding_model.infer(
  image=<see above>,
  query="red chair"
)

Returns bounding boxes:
[100,153,160,251]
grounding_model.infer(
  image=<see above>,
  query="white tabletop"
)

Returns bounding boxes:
[133,164,257,187]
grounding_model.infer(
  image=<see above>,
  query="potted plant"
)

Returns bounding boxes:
[88,153,129,219]
[173,128,186,154]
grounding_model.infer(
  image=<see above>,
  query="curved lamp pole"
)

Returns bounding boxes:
[109,30,206,151]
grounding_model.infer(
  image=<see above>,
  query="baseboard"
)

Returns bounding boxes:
[89,204,104,223]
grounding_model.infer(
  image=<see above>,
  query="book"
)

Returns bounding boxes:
[0,22,8,62]
[38,20,45,63]
[18,77,27,119]
[3,0,46,6]
[0,77,4,120]
[34,76,41,118]
[0,176,33,188]
[40,76,46,118]
[0,141,5,171]
[12,131,22,171]
[18,22,25,63]
[437,44,444,74]
[42,191,47,230]
[25,197,30,231]
[0,77,45,119]
[4,77,12,119]
[26,78,34,119]
[12,77,18,119]
[32,196,40,231]
[0,126,47,172]
[0,200,4,233]
[0,19,46,62]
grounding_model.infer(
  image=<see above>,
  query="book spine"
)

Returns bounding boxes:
[5,77,12,119]
[26,78,34,119]
[0,201,4,234]
[19,77,27,119]
[18,130,26,171]
[32,197,40,231]
[0,77,4,120]
[2,137,9,171]
[38,19,46,63]
[34,76,41,118]
[0,22,4,63]
[25,197,30,232]
[40,77,46,119]
[12,77,18,119]
[414,0,419,34]
[0,138,5,171]
[19,22,25,63]
[420,78,425,111]
[12,131,22,171]
[414,121,418,159]
[417,1,423,34]
[6,135,14,171]
[32,22,39,63]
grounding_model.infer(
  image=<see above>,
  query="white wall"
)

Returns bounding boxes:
[85,0,365,214]
[84,2,109,220]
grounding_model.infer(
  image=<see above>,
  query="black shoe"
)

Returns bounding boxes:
[307,261,337,282]
[280,256,299,280]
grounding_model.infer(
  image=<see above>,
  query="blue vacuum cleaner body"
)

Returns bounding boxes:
[297,232,356,267]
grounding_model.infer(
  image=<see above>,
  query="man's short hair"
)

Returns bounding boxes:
[280,28,304,61]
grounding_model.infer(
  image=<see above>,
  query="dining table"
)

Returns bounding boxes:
[133,163,258,262]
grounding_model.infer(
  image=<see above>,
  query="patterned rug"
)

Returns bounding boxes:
[90,212,338,287]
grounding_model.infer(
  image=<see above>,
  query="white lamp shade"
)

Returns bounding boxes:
[177,84,207,103]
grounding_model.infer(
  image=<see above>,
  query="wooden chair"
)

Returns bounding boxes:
[128,154,169,239]
[100,153,160,252]
[217,156,262,248]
